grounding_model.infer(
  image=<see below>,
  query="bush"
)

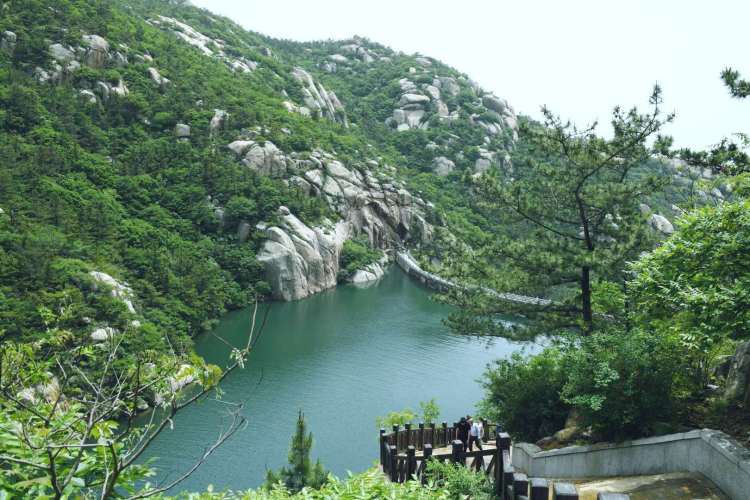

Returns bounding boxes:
[425,460,494,500]
[561,329,679,440]
[630,200,750,390]
[337,236,382,281]
[478,349,569,442]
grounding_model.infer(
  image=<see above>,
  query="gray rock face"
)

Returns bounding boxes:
[432,156,455,176]
[175,123,191,140]
[399,93,430,106]
[475,157,492,174]
[1,31,16,54]
[49,43,75,63]
[242,141,287,177]
[250,147,434,300]
[258,208,348,301]
[290,67,348,126]
[482,95,507,114]
[435,76,460,96]
[726,341,750,405]
[110,78,129,97]
[89,271,136,314]
[227,140,255,156]
[350,261,386,285]
[649,214,674,234]
[147,67,170,87]
[210,109,228,132]
[82,34,110,68]
[79,89,97,104]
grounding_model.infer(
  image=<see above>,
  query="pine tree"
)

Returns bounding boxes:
[265,411,328,493]
[444,85,673,338]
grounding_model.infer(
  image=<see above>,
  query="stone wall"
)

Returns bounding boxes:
[512,429,750,500]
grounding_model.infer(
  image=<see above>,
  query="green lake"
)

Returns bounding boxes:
[141,268,532,493]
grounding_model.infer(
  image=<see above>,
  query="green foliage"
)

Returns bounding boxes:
[337,236,382,281]
[443,87,672,338]
[478,349,569,442]
[560,329,679,440]
[425,460,494,500]
[376,399,442,429]
[630,200,750,389]
[265,412,328,493]
[418,398,441,424]
[375,409,418,429]
[161,468,452,499]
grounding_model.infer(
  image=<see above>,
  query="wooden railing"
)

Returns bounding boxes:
[378,423,631,500]
[381,421,500,454]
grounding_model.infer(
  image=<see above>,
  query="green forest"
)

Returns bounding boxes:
[1,0,750,498]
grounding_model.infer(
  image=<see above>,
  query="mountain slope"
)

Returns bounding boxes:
[0,0,523,367]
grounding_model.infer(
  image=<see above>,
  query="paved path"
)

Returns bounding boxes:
[572,472,728,500]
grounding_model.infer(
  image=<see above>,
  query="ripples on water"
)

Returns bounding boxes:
[139,269,533,493]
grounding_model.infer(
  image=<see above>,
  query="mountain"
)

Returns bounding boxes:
[0,0,522,365]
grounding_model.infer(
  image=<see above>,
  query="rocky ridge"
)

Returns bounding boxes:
[224,138,434,300]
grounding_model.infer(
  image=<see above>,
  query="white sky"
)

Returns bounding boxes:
[192,0,750,150]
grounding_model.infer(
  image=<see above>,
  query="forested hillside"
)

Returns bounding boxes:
[0,0,531,355]
[3,0,746,498]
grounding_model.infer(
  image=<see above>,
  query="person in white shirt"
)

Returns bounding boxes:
[468,416,484,451]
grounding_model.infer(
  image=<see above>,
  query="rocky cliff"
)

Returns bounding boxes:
[237,145,434,300]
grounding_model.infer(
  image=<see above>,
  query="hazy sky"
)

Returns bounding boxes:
[191,0,750,149]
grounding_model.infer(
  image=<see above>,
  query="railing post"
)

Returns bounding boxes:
[452,421,458,442]
[421,443,433,484]
[418,422,425,451]
[451,439,464,465]
[494,426,503,496]
[554,483,579,500]
[389,445,398,482]
[405,423,412,449]
[407,445,416,480]
[530,478,549,500]
[379,428,386,467]
[503,455,514,500]
[392,424,400,451]
[442,422,448,447]
[429,422,436,446]
[513,472,529,499]
[498,432,511,452]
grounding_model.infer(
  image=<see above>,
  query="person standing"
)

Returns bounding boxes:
[456,417,470,451]
[468,417,484,451]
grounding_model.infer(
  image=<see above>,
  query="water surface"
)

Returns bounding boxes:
[142,269,531,492]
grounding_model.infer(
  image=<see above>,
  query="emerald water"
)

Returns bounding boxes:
[141,268,531,493]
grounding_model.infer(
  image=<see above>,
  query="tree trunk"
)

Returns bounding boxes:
[581,266,593,334]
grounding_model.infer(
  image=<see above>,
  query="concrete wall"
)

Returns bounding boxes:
[512,429,750,500]
[395,251,454,292]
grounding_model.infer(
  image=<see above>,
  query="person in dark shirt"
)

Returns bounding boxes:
[457,416,470,451]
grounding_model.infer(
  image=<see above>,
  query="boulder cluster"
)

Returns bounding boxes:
[321,39,385,73]
[283,67,348,127]
[149,16,260,75]
[386,76,458,131]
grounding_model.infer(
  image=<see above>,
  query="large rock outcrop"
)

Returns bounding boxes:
[287,67,348,127]
[242,145,434,300]
[257,207,348,301]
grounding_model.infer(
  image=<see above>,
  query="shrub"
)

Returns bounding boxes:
[561,329,679,440]
[337,236,382,281]
[425,460,494,500]
[478,349,569,442]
